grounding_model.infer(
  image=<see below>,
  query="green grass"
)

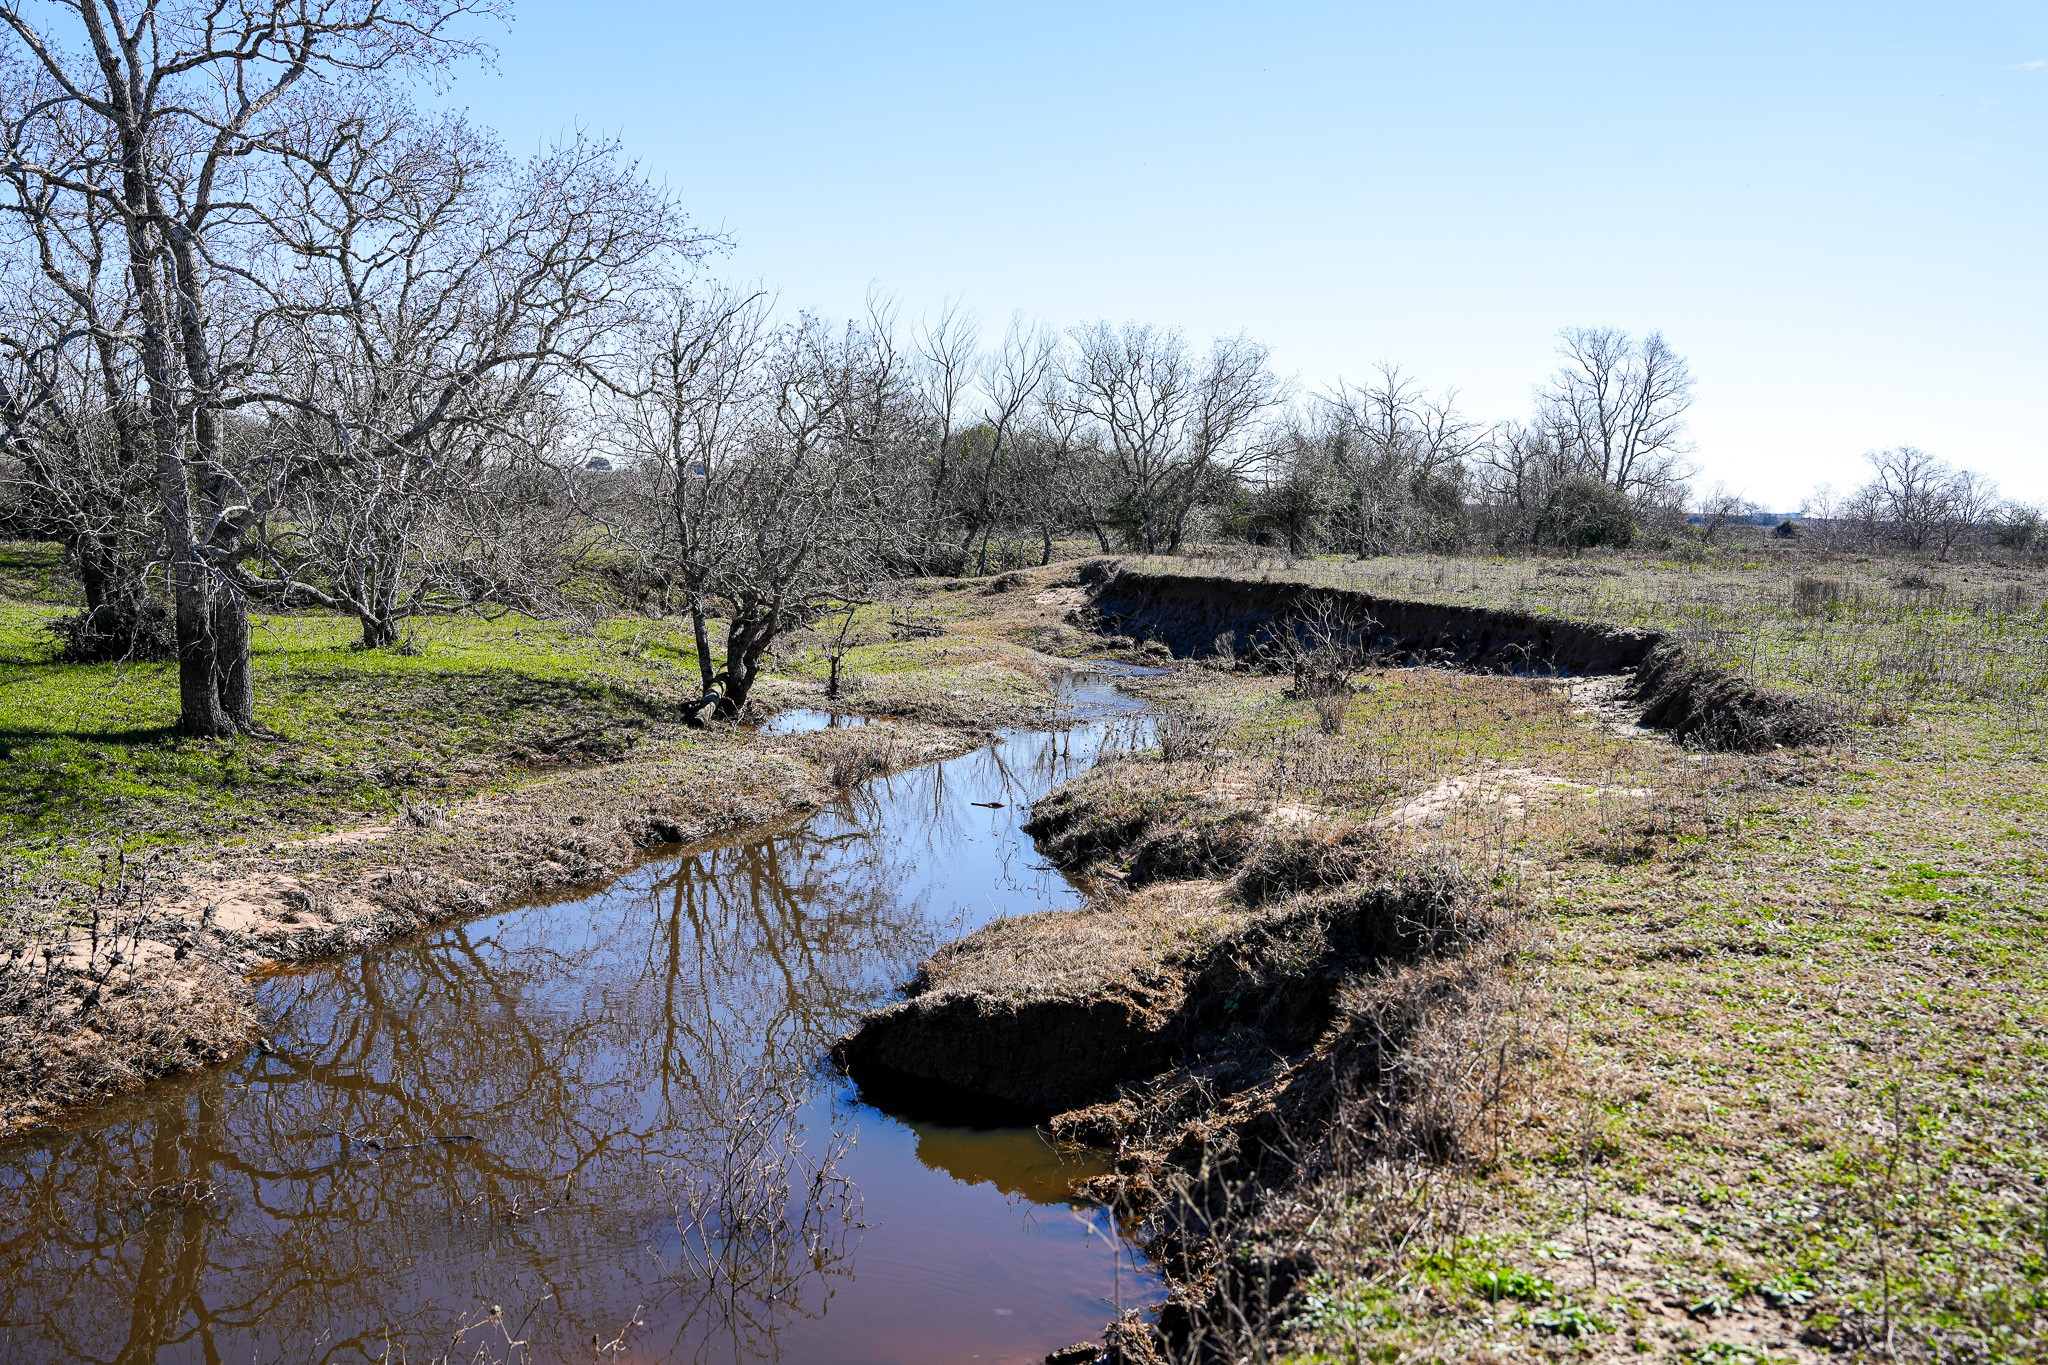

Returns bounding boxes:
[1109,548,2048,1361]
[0,542,711,873]
[1134,547,2048,743]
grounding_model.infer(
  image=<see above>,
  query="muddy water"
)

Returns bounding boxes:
[0,676,1161,1365]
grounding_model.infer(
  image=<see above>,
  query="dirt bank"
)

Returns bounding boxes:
[1076,562,1840,751]
[833,855,1474,1120]
[834,738,1505,1362]
[832,584,1846,1362]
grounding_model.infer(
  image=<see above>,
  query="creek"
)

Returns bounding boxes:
[0,673,1161,1365]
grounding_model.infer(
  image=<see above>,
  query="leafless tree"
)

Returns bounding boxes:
[602,297,914,720]
[908,299,975,567]
[0,66,169,655]
[1321,364,1475,556]
[599,282,772,709]
[1854,446,1998,559]
[1540,327,1695,504]
[235,98,690,647]
[950,315,1059,573]
[1694,483,1755,544]
[1061,321,1280,552]
[0,0,504,734]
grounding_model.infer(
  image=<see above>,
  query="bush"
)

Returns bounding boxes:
[1537,476,1636,550]
[49,599,177,663]
[1995,504,2044,554]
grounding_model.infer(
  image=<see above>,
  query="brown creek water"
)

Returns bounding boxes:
[0,673,1162,1365]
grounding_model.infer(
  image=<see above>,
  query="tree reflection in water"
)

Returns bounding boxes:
[0,676,1160,1365]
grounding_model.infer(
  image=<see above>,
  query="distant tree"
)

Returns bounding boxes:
[953,316,1059,574]
[1694,484,1755,544]
[1471,420,1574,547]
[1854,447,1997,559]
[1993,503,2044,556]
[1238,414,1338,555]
[1061,322,1281,553]
[1540,327,1695,504]
[1321,364,1476,557]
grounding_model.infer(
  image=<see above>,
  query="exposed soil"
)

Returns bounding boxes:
[1077,561,1841,751]
[834,741,1501,1362]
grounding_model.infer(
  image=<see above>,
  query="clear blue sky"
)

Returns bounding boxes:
[445,1,2048,507]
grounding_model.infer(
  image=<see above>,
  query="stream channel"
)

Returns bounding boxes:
[0,672,1164,1365]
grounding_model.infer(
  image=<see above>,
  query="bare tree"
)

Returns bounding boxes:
[237,99,689,647]
[1937,468,1999,560]
[1694,484,1755,544]
[0,0,502,735]
[1321,364,1475,556]
[1540,327,1695,504]
[1855,447,1996,558]
[1061,322,1279,552]
[952,315,1058,573]
[600,283,772,710]
[908,299,975,568]
[603,298,913,720]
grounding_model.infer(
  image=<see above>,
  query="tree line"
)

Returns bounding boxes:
[1,2,2034,738]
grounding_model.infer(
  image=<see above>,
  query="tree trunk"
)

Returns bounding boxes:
[213,591,257,731]
[77,541,113,613]
[360,613,402,650]
[171,558,236,738]
[714,611,772,719]
[688,597,716,696]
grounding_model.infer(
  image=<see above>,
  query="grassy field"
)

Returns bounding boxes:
[0,542,1073,915]
[7,536,2045,1359]
[0,544,1080,1127]
[1098,547,2048,1363]
[0,543,718,872]
[1126,547,2048,746]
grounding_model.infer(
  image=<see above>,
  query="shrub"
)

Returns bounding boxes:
[49,599,177,663]
[1790,576,1849,616]
[1537,476,1636,550]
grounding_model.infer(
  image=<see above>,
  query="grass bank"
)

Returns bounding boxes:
[838,549,2048,1364]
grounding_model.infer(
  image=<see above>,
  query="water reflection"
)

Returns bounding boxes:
[756,708,869,736]
[0,675,1159,1365]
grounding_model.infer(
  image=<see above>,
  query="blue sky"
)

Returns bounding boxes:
[446,2,2047,506]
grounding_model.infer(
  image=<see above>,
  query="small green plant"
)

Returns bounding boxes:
[1687,1343,1769,1364]
[1470,1264,1557,1303]
[1528,1303,1607,1338]
[1758,1269,1817,1307]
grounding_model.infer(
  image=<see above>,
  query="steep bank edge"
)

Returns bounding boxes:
[1076,562,1840,752]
